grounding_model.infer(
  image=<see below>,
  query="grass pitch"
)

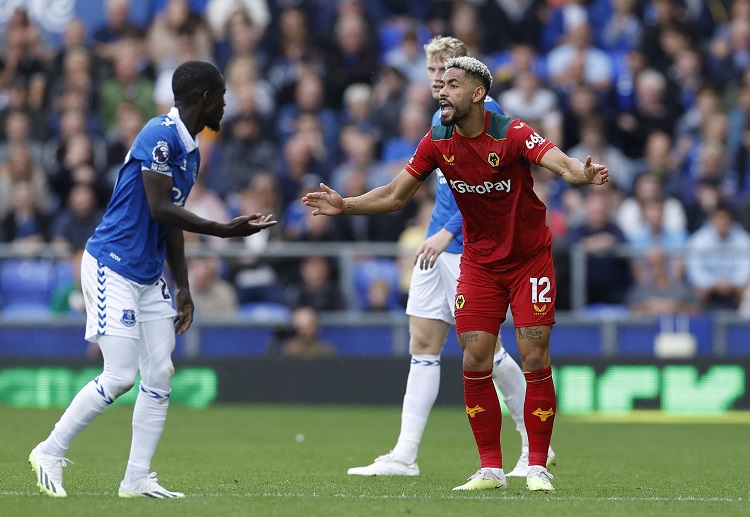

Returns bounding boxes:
[1,405,748,517]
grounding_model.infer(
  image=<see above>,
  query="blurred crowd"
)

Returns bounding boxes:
[2,0,750,321]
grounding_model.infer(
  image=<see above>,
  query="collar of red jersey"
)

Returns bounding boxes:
[167,107,199,153]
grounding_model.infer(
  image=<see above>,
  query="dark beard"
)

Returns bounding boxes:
[440,103,467,125]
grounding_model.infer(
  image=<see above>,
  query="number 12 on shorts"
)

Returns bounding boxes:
[529,277,551,304]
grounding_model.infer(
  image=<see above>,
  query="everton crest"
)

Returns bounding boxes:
[121,309,136,328]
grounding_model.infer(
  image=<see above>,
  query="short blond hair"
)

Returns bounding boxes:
[423,36,468,63]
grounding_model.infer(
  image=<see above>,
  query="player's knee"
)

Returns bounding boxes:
[100,373,137,398]
[521,349,548,372]
[409,335,441,355]
[143,360,175,392]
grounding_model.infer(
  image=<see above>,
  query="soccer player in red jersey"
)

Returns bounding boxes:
[303,56,608,492]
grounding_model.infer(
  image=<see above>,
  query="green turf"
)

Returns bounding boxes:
[1,405,748,517]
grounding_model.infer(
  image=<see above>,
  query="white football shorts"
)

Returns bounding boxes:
[81,250,176,342]
[405,251,461,325]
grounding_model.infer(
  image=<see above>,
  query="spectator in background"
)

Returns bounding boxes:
[277,132,326,209]
[709,18,750,88]
[267,305,336,358]
[211,8,268,73]
[0,8,48,111]
[617,173,687,242]
[631,130,682,198]
[685,177,727,234]
[0,109,44,166]
[568,190,632,306]
[560,83,602,151]
[383,29,427,85]
[223,55,275,122]
[567,116,635,194]
[340,82,380,142]
[685,202,750,310]
[104,102,144,190]
[51,183,103,252]
[323,12,380,109]
[286,255,348,312]
[230,171,286,305]
[147,0,213,74]
[47,19,108,103]
[187,256,239,318]
[45,48,99,120]
[264,6,317,104]
[547,23,613,95]
[46,132,108,209]
[371,65,409,141]
[625,246,699,316]
[601,0,643,53]
[628,194,687,253]
[616,68,680,159]
[92,0,144,62]
[497,70,563,147]
[1,179,50,246]
[204,0,270,48]
[0,143,50,219]
[274,70,338,156]
[216,84,277,197]
[100,40,156,133]
[668,47,707,113]
[481,0,543,52]
[381,103,430,165]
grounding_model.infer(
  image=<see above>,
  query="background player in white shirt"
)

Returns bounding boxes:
[347,37,554,478]
[29,61,276,498]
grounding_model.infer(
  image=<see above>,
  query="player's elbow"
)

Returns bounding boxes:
[148,201,174,224]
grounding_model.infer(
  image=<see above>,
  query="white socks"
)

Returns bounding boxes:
[41,376,116,457]
[492,347,529,449]
[392,354,441,464]
[123,384,171,484]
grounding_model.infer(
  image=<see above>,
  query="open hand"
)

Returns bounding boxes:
[302,183,345,215]
[224,213,277,237]
[584,155,609,185]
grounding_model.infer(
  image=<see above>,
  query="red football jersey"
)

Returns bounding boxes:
[407,111,555,270]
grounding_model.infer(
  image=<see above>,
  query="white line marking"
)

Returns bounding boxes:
[0,491,745,502]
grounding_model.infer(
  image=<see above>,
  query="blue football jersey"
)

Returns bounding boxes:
[427,97,505,254]
[86,108,200,285]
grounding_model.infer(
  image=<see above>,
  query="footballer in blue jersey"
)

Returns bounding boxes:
[30,62,276,499]
[339,37,553,479]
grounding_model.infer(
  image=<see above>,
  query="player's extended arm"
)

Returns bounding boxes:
[142,170,277,237]
[165,226,193,335]
[538,147,609,186]
[302,169,422,216]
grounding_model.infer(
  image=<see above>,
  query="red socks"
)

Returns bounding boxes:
[463,370,502,468]
[524,366,556,467]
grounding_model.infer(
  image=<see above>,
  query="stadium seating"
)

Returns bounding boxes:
[352,258,402,311]
[0,259,56,315]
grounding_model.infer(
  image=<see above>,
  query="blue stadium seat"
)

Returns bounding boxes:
[0,259,55,315]
[352,258,402,310]
[238,302,291,323]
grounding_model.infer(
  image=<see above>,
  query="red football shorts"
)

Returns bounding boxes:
[454,246,557,335]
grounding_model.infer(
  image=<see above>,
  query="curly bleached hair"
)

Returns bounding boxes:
[445,56,492,98]
[423,36,468,63]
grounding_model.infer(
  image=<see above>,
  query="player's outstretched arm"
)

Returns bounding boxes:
[143,170,277,237]
[302,170,423,216]
[539,148,609,186]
